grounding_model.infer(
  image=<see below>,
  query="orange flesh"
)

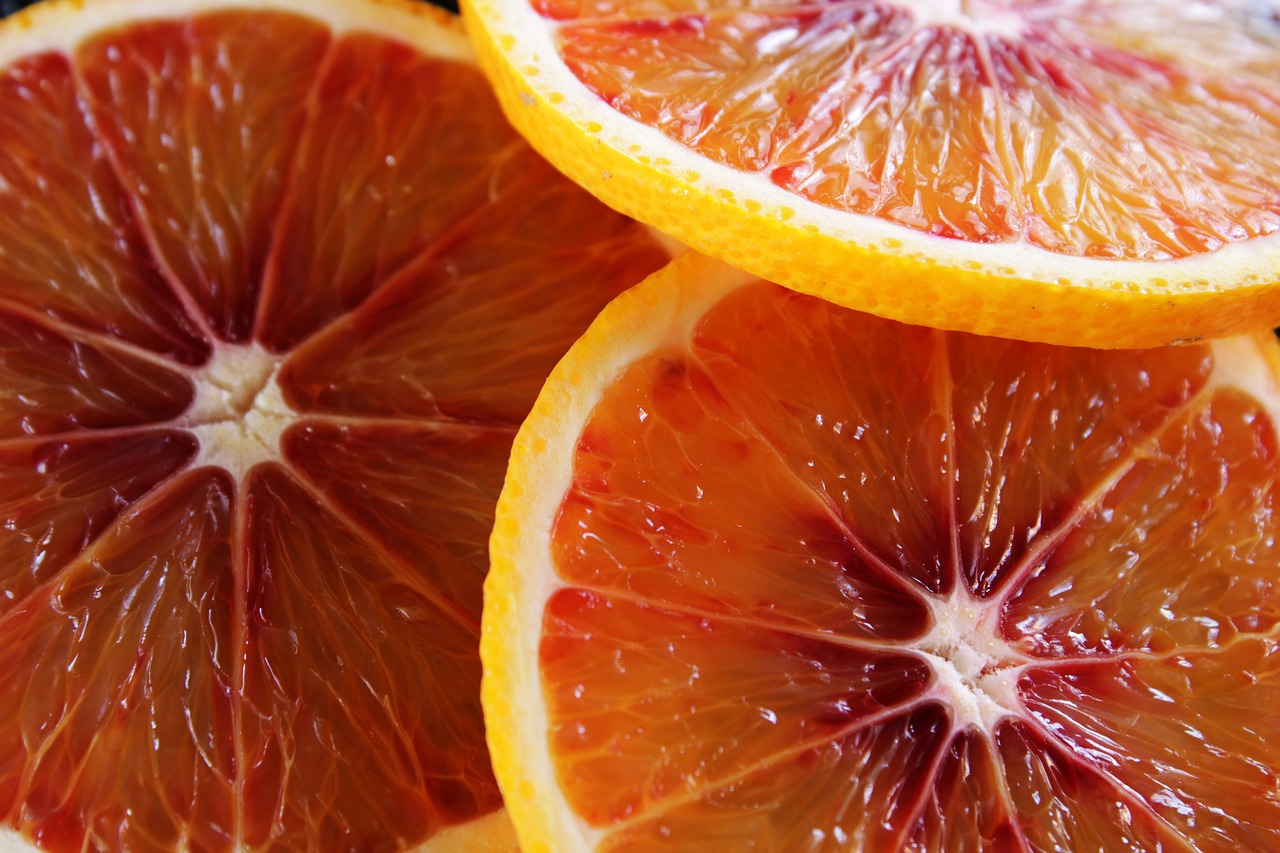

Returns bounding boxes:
[540,0,1280,260]
[546,281,1280,849]
[0,10,668,850]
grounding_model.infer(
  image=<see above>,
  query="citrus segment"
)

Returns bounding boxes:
[596,705,951,851]
[0,312,192,436]
[540,589,931,826]
[994,722,1171,851]
[255,32,523,352]
[1006,388,1280,655]
[0,0,670,849]
[464,0,1280,345]
[689,283,954,594]
[285,421,512,625]
[0,432,195,607]
[238,466,496,849]
[281,152,666,423]
[75,12,331,343]
[0,53,207,363]
[484,252,1280,850]
[1020,642,1280,847]
[0,471,237,853]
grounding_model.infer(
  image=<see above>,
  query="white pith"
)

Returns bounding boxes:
[179,342,294,481]
[897,0,1028,38]
[917,590,1029,734]
[1206,334,1280,421]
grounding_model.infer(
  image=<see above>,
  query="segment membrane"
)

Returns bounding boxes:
[239,466,498,849]
[1006,388,1280,655]
[75,12,332,342]
[255,35,529,352]
[280,151,667,424]
[541,589,931,826]
[551,0,1280,258]
[283,420,513,626]
[0,471,236,853]
[0,53,206,363]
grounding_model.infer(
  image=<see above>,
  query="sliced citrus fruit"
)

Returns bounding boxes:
[0,0,670,849]
[484,249,1280,851]
[462,0,1280,347]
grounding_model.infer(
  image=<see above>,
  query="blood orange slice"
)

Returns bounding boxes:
[0,1,669,849]
[462,0,1280,347]
[484,250,1280,851]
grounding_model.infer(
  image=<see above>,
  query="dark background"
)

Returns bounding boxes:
[0,0,460,15]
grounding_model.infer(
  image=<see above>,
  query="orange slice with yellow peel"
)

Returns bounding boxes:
[0,0,669,848]
[462,0,1280,347]
[484,249,1280,851]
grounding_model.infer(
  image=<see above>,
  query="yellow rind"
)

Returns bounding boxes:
[483,252,752,853]
[461,0,1280,348]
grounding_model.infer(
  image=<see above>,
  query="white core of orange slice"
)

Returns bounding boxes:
[182,343,291,480]
[917,591,1028,733]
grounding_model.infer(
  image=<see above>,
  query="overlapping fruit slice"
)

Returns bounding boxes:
[0,1,669,849]
[483,251,1280,851]
[463,0,1280,346]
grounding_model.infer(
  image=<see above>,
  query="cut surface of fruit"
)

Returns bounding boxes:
[483,250,1280,851]
[462,0,1280,347]
[0,1,669,850]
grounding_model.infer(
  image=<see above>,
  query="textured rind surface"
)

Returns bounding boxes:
[0,1,517,850]
[461,0,1280,348]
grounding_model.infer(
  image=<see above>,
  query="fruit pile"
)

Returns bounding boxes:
[0,0,1277,851]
